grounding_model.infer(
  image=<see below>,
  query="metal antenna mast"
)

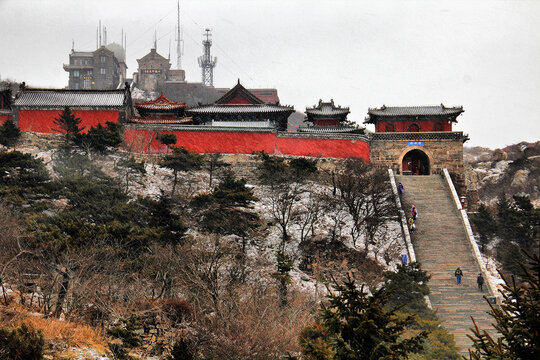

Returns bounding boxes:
[198,29,217,86]
[175,0,184,69]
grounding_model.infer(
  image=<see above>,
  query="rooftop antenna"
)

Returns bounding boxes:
[124,33,127,59]
[153,30,157,50]
[175,0,184,69]
[104,26,107,45]
[99,20,102,47]
[72,39,74,51]
[198,29,217,87]
[168,38,171,60]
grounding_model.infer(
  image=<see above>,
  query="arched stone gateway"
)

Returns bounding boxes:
[400,148,431,175]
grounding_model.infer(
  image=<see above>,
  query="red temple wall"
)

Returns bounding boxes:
[124,128,369,160]
[0,114,12,125]
[375,120,452,132]
[17,110,119,133]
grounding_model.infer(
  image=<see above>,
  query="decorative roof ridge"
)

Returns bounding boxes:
[306,98,350,111]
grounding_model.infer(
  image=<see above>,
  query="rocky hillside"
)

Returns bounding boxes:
[465,141,540,206]
[1,132,417,359]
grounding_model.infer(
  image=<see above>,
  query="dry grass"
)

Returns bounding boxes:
[0,303,108,355]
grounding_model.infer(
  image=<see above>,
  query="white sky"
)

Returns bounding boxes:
[1,0,539,148]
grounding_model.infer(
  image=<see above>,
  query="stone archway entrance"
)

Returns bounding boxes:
[402,149,430,175]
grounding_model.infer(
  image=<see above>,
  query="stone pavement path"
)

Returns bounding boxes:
[395,174,496,355]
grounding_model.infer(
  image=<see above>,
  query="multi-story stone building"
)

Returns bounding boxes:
[133,48,185,93]
[63,44,127,90]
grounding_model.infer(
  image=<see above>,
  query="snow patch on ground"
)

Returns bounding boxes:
[485,256,506,295]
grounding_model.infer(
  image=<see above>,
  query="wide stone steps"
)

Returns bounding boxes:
[395,174,495,355]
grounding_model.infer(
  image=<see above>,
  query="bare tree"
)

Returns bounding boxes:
[205,152,228,189]
[335,158,397,249]
[296,191,324,243]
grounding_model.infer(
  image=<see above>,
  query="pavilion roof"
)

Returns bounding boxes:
[188,80,294,115]
[306,99,350,116]
[135,93,186,111]
[215,81,265,105]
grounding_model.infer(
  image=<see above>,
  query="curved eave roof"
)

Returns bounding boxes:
[187,104,294,114]
[135,104,185,110]
[306,108,350,116]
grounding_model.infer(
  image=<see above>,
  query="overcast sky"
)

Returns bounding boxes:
[1,0,539,148]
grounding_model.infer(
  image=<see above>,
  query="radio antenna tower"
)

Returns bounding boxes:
[175,1,184,69]
[198,29,217,86]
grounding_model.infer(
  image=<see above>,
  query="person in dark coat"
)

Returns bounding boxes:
[397,182,405,194]
[477,273,484,292]
[455,267,463,285]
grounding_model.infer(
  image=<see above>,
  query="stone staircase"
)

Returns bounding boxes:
[395,174,495,355]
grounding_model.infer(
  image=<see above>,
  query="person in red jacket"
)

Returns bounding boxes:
[411,205,418,220]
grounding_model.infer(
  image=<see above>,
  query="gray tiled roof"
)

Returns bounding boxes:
[14,89,127,108]
[368,105,463,116]
[306,106,350,116]
[187,104,294,114]
[306,100,350,116]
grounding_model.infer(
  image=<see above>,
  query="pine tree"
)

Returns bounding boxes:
[383,262,432,318]
[468,250,540,360]
[53,106,84,143]
[79,121,122,153]
[162,146,203,196]
[157,133,177,154]
[296,274,427,360]
[0,119,21,147]
[471,204,496,252]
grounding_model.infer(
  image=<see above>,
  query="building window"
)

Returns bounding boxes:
[100,56,106,63]
[85,59,89,65]
[385,123,396,132]
[87,70,93,75]
[73,70,79,77]
[74,82,79,89]
[433,122,444,131]
[100,68,106,75]
[408,123,420,132]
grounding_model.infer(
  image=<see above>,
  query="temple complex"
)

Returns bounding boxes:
[299,99,356,133]
[186,81,294,130]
